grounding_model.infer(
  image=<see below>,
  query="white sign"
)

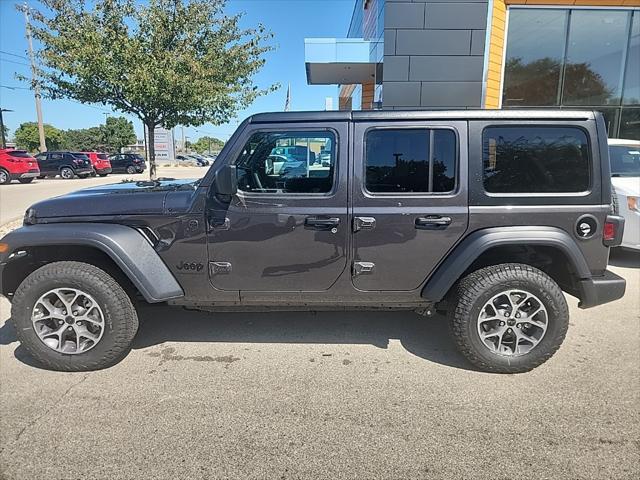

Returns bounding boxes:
[153,127,175,162]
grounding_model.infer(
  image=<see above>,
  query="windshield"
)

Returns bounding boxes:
[610,145,640,177]
[8,150,33,158]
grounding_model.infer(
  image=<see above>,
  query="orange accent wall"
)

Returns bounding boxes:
[483,0,639,108]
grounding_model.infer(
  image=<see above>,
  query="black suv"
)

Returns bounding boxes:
[108,153,146,174]
[34,151,94,179]
[0,110,626,373]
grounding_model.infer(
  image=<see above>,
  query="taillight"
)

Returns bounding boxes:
[73,159,83,165]
[603,215,624,247]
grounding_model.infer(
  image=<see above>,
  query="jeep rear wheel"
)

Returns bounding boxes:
[449,263,569,373]
[12,261,139,371]
[126,165,136,174]
[60,167,74,179]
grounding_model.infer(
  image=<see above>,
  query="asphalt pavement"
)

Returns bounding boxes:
[0,249,638,479]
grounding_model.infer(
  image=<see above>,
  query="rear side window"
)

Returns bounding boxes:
[483,126,590,193]
[97,154,108,160]
[8,150,32,158]
[365,128,456,193]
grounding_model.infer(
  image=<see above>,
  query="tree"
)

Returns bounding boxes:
[192,136,225,154]
[25,0,276,179]
[14,122,63,152]
[102,116,136,152]
[62,126,105,151]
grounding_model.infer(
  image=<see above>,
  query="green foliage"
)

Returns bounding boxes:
[24,0,277,178]
[14,122,64,152]
[102,116,136,152]
[191,136,225,153]
[62,126,105,151]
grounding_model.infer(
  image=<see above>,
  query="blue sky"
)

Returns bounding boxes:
[0,0,354,141]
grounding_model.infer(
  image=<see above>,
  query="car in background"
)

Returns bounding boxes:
[0,149,40,185]
[81,151,112,177]
[190,153,210,166]
[108,153,146,174]
[609,138,640,251]
[176,154,208,166]
[34,151,93,179]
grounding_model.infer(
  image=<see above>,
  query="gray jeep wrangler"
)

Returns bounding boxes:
[0,110,626,373]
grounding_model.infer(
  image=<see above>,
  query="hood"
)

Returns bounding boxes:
[612,176,640,196]
[28,178,200,220]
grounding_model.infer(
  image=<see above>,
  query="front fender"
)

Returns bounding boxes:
[0,223,184,303]
[421,226,591,303]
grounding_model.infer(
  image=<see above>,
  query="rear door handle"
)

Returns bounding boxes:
[305,216,340,231]
[415,216,452,230]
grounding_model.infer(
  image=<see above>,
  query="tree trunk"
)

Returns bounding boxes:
[145,120,157,180]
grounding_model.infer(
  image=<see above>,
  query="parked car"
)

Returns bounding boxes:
[0,149,40,185]
[609,138,640,251]
[34,151,93,179]
[176,154,207,166]
[81,151,112,177]
[0,110,626,373]
[108,153,146,174]
[190,154,210,166]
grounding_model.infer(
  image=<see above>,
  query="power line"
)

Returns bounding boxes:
[0,84,31,90]
[0,50,28,60]
[0,57,31,67]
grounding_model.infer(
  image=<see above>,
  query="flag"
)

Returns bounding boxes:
[284,83,291,112]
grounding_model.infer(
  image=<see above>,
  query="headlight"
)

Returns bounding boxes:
[628,196,639,213]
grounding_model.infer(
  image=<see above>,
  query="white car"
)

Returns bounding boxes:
[609,138,640,251]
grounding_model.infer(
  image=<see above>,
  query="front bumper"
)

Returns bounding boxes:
[578,270,626,309]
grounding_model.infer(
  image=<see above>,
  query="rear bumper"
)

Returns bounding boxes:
[578,270,626,309]
[94,167,112,175]
[17,170,40,179]
[75,167,94,175]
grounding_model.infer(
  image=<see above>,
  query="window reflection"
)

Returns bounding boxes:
[623,13,639,105]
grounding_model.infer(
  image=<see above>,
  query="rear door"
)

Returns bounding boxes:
[351,120,469,291]
[206,121,349,292]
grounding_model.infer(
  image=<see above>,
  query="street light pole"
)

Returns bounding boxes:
[0,108,12,149]
[23,3,47,153]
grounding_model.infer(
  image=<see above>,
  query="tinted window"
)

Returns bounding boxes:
[97,153,108,159]
[235,131,335,194]
[365,129,456,193]
[8,150,32,158]
[483,127,590,193]
[503,9,568,106]
[609,145,640,176]
[72,153,89,160]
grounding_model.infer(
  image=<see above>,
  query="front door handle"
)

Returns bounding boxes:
[415,216,452,230]
[305,216,340,231]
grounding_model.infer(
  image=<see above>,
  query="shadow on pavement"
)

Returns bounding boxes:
[609,248,640,268]
[11,305,476,372]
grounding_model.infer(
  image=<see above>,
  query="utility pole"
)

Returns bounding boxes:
[0,108,12,149]
[181,127,185,153]
[23,3,46,153]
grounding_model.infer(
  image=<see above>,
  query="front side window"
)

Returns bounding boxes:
[483,126,590,193]
[609,144,640,177]
[235,131,335,194]
[365,128,456,193]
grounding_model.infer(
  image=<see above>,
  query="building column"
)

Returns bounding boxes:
[361,81,375,110]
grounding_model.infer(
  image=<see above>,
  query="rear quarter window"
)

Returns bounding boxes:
[482,126,590,194]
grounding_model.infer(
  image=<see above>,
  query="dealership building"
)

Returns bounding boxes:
[305,0,640,139]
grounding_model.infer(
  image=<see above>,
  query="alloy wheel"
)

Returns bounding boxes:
[477,289,548,356]
[31,288,105,354]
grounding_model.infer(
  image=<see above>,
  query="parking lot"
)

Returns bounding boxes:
[0,171,638,479]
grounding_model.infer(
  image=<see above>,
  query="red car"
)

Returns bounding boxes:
[0,149,40,185]
[81,151,112,176]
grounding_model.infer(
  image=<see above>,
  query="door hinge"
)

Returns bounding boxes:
[209,262,232,275]
[353,216,376,232]
[353,261,375,276]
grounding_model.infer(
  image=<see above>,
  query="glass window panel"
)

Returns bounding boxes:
[622,11,639,105]
[235,131,335,194]
[620,108,640,140]
[609,143,640,176]
[502,9,568,107]
[482,127,590,193]
[596,107,621,137]
[365,129,456,193]
[563,10,631,106]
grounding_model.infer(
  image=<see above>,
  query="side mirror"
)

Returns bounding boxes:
[213,164,237,196]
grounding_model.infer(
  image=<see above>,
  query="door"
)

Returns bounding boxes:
[206,122,349,292]
[351,121,469,291]
[47,153,64,175]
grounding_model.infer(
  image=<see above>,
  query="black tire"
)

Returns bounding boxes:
[12,261,139,371]
[449,263,569,374]
[60,167,74,179]
[126,165,136,174]
[37,175,47,179]
[18,177,34,184]
[98,173,108,177]
[0,168,11,185]
[78,174,90,179]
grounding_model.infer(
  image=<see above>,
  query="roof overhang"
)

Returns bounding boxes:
[305,38,376,85]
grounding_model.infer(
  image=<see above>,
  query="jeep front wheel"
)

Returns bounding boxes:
[449,263,569,373]
[12,261,139,371]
